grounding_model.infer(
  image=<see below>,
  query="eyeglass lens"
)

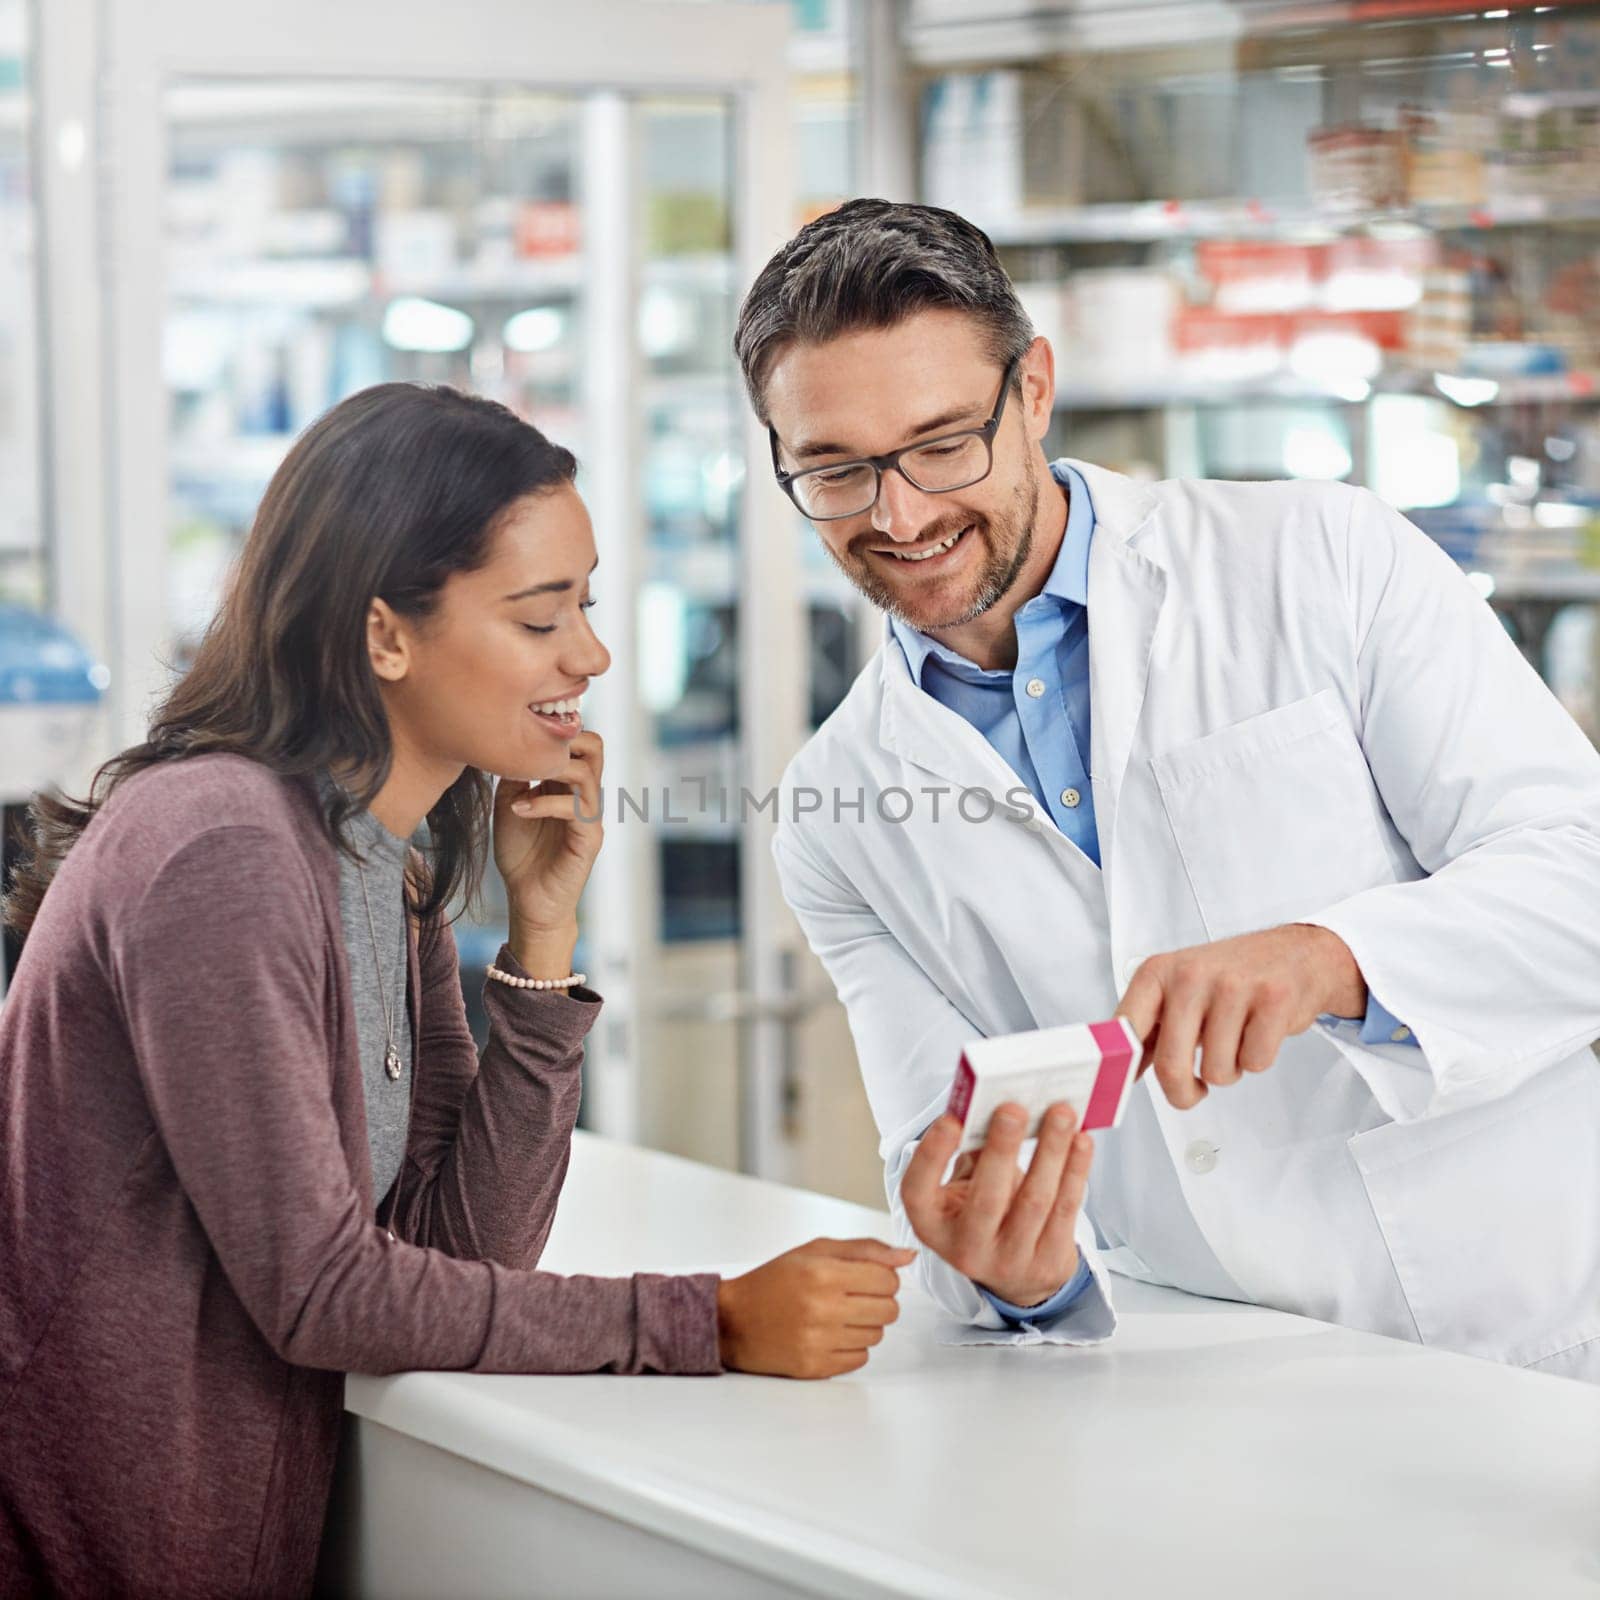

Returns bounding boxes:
[791,432,990,519]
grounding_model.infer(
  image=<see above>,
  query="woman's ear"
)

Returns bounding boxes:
[366,598,411,684]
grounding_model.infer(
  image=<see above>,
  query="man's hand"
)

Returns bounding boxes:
[900,1101,1093,1310]
[1116,923,1366,1110]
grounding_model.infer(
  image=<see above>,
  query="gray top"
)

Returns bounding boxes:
[330,793,414,1200]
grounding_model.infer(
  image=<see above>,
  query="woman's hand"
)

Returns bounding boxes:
[494,731,604,972]
[716,1238,917,1379]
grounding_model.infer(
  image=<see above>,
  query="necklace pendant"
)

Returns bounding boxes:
[384,1047,403,1082]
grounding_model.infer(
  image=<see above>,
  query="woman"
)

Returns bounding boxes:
[0,384,913,1598]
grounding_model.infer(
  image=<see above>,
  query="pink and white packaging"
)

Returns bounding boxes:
[946,1018,1142,1155]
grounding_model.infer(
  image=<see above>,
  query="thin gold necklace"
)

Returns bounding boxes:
[357,859,406,1083]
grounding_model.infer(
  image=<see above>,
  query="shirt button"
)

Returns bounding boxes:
[1025,678,1046,698]
[1390,1025,1412,1043]
[1061,787,1081,809]
[1185,1139,1220,1176]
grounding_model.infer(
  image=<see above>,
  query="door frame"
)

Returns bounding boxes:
[56,0,807,1172]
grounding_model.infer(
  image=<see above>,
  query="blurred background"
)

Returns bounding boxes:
[4,0,1600,1207]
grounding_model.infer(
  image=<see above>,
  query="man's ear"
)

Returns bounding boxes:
[366,597,411,684]
[1021,333,1055,444]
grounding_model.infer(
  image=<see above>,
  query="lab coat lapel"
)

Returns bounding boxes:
[1072,461,1167,875]
[876,623,1053,827]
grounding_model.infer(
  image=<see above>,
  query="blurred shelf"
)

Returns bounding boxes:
[907,0,1245,65]
[1055,376,1360,410]
[1481,571,1600,603]
[983,195,1600,249]
[384,257,584,300]
[174,410,586,486]
[170,257,373,308]
[171,434,295,485]
[789,31,854,76]
[1053,368,1600,412]
[907,0,1597,66]
[642,254,735,290]
[642,372,739,406]
[170,249,729,309]
[1444,370,1600,406]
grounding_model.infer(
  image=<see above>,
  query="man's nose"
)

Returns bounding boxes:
[869,466,936,540]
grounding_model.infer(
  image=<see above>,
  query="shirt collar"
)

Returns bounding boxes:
[890,459,1094,684]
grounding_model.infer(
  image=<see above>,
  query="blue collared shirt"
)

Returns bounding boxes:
[892,463,1101,867]
[892,461,1414,1328]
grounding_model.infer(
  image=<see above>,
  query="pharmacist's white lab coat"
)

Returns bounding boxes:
[774,461,1600,1383]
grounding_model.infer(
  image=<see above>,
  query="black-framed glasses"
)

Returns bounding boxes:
[770,355,1022,522]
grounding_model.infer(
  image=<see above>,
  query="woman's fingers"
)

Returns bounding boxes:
[840,1295,901,1328]
[509,792,596,823]
[812,1238,916,1269]
[513,756,603,822]
[827,1351,871,1375]
[832,1324,888,1352]
[563,730,605,788]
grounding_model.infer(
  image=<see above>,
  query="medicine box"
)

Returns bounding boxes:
[947,1018,1141,1155]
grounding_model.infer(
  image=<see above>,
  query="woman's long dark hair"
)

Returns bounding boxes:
[3,382,577,938]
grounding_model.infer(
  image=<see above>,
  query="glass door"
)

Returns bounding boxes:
[0,0,41,610]
[93,0,808,1176]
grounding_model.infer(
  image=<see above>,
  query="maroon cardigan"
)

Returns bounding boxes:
[0,755,720,1598]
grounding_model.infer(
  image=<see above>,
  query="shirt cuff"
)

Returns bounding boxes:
[977,1252,1094,1326]
[1359,991,1417,1047]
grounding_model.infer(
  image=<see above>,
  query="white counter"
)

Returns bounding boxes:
[325,1133,1600,1600]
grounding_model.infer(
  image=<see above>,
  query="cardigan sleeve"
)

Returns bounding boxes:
[115,824,720,1377]
[389,910,597,1268]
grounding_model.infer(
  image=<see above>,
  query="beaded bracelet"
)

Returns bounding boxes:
[487,965,587,992]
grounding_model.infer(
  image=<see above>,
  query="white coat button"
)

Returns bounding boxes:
[1390,1025,1412,1043]
[1061,787,1081,808]
[1185,1139,1220,1176]
[1025,678,1046,698]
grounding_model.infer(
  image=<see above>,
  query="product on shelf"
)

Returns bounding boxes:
[1400,104,1490,209]
[1172,306,1286,387]
[1319,236,1434,312]
[1486,101,1600,208]
[1197,241,1318,315]
[1195,236,1432,317]
[1404,266,1474,371]
[646,191,729,256]
[921,68,1098,219]
[1014,280,1067,358]
[515,200,580,259]
[1307,125,1409,214]
[1065,267,1177,388]
[374,210,458,284]
[1286,310,1401,387]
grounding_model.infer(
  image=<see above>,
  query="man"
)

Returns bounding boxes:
[735,198,1600,1381]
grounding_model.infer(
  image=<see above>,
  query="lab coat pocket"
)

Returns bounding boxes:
[1347,1051,1600,1370]
[1152,688,1393,942]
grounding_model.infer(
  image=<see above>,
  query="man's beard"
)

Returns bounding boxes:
[830,470,1040,633]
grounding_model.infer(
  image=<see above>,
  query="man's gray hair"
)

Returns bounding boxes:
[733,198,1034,425]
